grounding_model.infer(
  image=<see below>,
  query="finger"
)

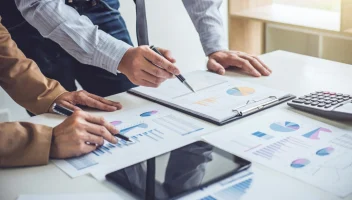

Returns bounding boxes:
[80,143,97,155]
[143,59,173,79]
[253,56,272,73]
[157,48,176,63]
[85,122,118,144]
[86,92,123,110]
[84,114,119,135]
[141,70,167,85]
[229,57,261,77]
[139,79,159,88]
[239,54,271,76]
[83,132,105,146]
[207,59,226,75]
[144,49,180,75]
[83,96,118,111]
[60,101,81,111]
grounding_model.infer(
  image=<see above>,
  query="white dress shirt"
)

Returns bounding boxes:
[15,0,227,74]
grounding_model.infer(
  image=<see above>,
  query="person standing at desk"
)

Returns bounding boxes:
[1,0,271,99]
[0,20,122,167]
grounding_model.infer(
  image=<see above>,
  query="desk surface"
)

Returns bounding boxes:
[1,51,351,200]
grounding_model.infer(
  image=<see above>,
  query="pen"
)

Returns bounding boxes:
[52,103,131,142]
[149,45,196,93]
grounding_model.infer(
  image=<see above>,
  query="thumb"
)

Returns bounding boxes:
[158,48,176,63]
[207,58,225,75]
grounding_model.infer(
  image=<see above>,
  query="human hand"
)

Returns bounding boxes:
[207,50,272,77]
[53,90,122,112]
[119,46,180,87]
[50,111,119,158]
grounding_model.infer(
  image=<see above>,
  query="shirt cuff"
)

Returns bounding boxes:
[92,33,132,74]
[199,28,228,56]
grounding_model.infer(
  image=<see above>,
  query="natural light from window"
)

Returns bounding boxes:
[274,0,341,12]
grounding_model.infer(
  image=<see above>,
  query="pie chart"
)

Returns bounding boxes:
[316,147,334,156]
[291,159,310,168]
[140,110,158,117]
[226,87,255,96]
[270,121,300,132]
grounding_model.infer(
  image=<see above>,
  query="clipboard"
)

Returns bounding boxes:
[128,89,296,126]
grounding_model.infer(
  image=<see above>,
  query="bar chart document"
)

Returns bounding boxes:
[52,104,213,178]
[129,70,293,125]
[203,110,352,197]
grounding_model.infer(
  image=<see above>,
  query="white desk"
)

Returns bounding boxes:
[1,51,351,200]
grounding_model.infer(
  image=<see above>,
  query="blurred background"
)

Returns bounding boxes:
[1,0,351,122]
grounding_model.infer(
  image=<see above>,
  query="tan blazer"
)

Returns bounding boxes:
[0,18,67,167]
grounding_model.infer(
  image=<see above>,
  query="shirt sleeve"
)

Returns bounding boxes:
[0,122,53,167]
[15,0,132,74]
[0,21,67,115]
[182,0,228,56]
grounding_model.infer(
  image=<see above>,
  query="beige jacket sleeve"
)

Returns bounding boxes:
[0,18,67,167]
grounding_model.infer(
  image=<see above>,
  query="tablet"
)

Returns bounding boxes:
[106,141,251,200]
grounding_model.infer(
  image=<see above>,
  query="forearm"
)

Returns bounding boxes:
[0,122,53,168]
[182,0,228,56]
[0,22,67,115]
[15,0,131,74]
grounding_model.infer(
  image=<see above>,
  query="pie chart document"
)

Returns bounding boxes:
[203,110,352,197]
[129,70,292,124]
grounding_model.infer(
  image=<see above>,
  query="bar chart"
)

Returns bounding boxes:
[199,178,253,200]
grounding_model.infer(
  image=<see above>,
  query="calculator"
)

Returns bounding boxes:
[287,91,352,120]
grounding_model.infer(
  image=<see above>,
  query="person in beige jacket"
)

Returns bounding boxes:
[0,18,123,168]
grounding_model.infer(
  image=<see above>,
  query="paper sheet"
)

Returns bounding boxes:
[17,193,122,200]
[131,70,288,122]
[52,104,213,178]
[203,110,352,197]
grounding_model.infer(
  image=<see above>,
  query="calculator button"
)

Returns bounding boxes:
[332,101,339,105]
[293,99,304,104]
[343,97,350,101]
[305,97,312,100]
[298,96,305,100]
[311,95,318,98]
[323,91,330,94]
[318,103,325,107]
[337,93,343,96]
[343,94,350,97]
[311,102,319,106]
[325,104,332,108]
[318,99,325,103]
[324,97,331,100]
[304,101,312,105]
[338,99,344,103]
[311,98,318,101]
[329,92,336,95]
[337,96,343,99]
[331,98,338,101]
[325,100,332,104]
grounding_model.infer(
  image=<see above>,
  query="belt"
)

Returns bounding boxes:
[66,0,100,7]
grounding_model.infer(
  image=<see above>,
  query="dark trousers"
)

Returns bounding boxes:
[8,0,136,98]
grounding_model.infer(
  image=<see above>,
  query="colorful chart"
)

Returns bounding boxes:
[270,121,300,132]
[291,159,310,168]
[120,123,148,134]
[316,147,335,156]
[140,110,158,117]
[302,127,332,140]
[226,87,255,96]
[252,131,274,140]
[194,97,217,106]
[110,121,122,126]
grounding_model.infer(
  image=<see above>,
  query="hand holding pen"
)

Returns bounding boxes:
[50,104,131,159]
[118,46,181,88]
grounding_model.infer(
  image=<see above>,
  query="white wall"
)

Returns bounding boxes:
[0,0,228,121]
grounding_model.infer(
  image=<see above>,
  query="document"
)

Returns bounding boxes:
[52,104,213,178]
[17,193,123,200]
[129,70,291,124]
[203,110,352,197]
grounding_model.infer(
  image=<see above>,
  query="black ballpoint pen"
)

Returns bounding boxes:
[52,103,131,142]
[150,45,196,93]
